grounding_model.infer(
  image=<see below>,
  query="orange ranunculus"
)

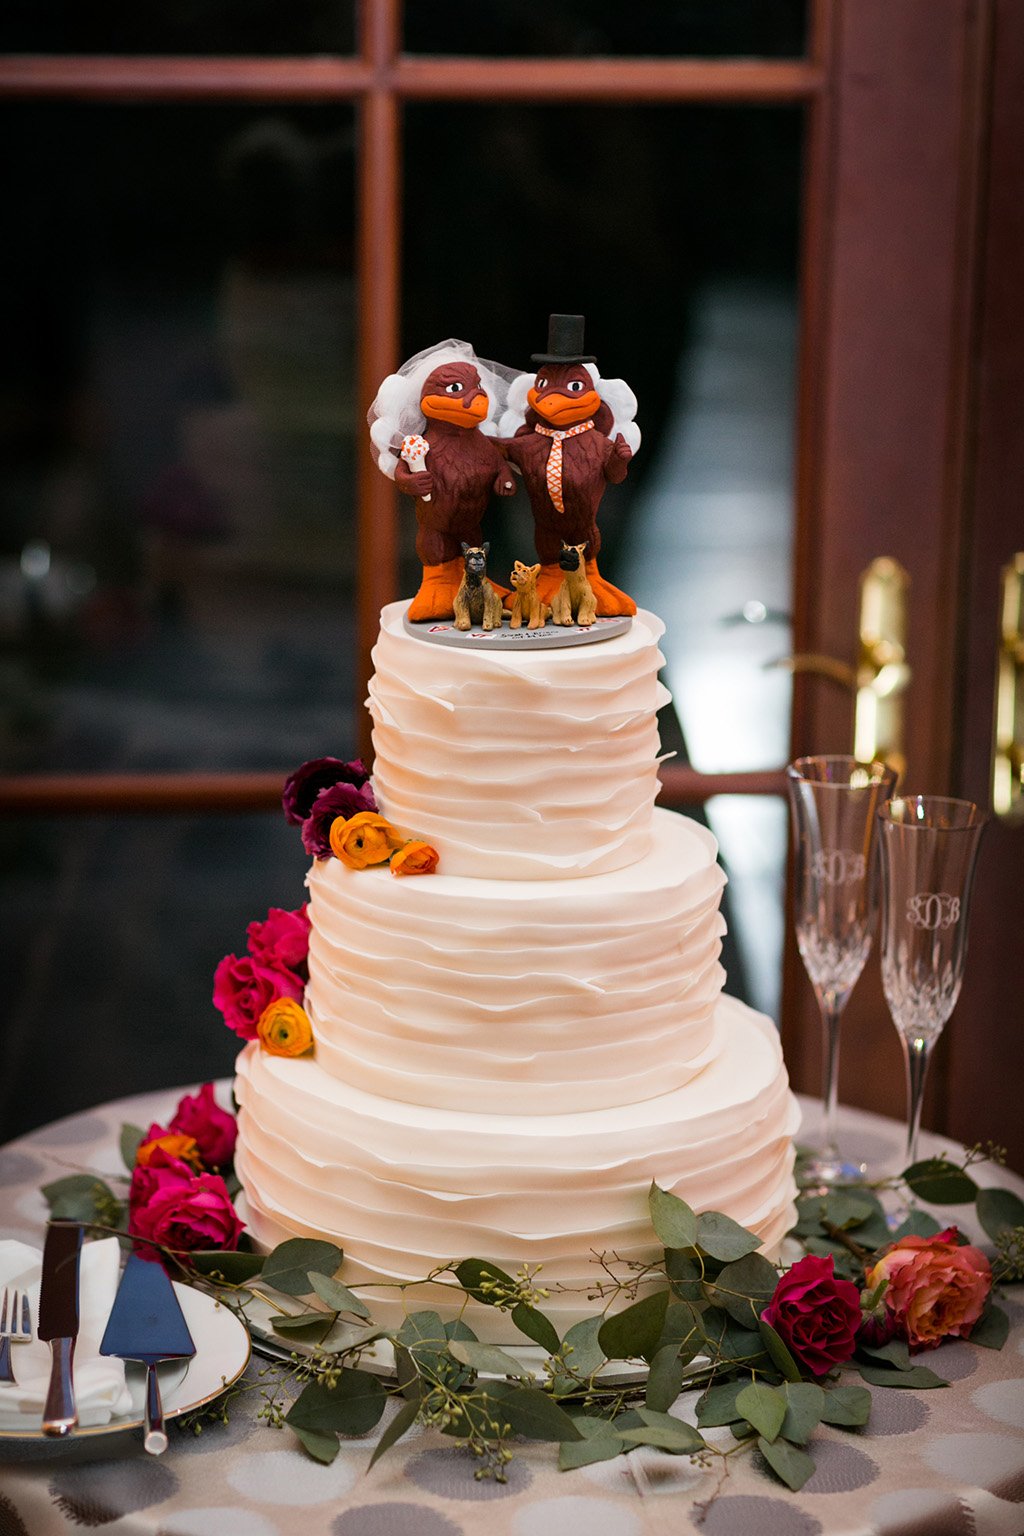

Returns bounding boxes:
[329,811,404,869]
[390,840,440,877]
[864,1225,992,1351]
[256,997,314,1058]
[136,1132,201,1169]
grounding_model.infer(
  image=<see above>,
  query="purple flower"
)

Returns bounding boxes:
[302,780,379,859]
[282,757,371,826]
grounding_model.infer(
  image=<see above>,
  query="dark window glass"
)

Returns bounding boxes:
[1,102,358,777]
[404,1,806,58]
[0,2,355,54]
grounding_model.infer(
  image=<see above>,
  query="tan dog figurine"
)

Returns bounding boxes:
[508,560,551,630]
[453,543,504,631]
[551,542,597,627]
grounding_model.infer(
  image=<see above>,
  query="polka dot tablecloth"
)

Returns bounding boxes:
[1,1087,1023,1536]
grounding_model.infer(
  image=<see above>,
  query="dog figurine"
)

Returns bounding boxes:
[508,560,551,630]
[550,542,597,627]
[453,543,504,631]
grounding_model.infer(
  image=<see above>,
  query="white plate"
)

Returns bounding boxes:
[0,1282,251,1460]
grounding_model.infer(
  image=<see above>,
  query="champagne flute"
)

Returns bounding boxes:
[787,755,899,1187]
[876,796,987,1182]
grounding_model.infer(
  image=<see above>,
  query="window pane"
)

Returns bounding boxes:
[1,101,357,776]
[0,813,302,1139]
[404,1,806,58]
[0,2,355,54]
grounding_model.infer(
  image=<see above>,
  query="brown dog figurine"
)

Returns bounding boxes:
[508,560,551,630]
[551,542,596,627]
[453,543,504,631]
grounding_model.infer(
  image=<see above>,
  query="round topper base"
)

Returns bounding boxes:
[402,607,633,650]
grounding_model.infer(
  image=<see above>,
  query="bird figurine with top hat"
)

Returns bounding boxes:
[497,314,640,618]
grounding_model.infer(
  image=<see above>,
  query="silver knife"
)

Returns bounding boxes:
[37,1221,84,1437]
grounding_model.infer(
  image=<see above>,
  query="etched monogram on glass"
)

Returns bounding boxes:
[787,755,898,1187]
[877,797,987,1169]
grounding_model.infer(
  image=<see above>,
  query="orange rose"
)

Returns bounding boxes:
[865,1225,992,1351]
[256,997,314,1058]
[136,1132,201,1169]
[329,811,404,869]
[390,840,440,877]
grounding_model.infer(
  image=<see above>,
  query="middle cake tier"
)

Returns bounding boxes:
[304,805,727,1114]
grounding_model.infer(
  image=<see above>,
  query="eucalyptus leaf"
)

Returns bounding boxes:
[269,1312,337,1345]
[308,1272,371,1320]
[976,1186,1024,1243]
[558,1417,625,1470]
[665,1247,705,1301]
[618,1409,704,1455]
[819,1383,871,1426]
[649,1182,698,1249]
[292,1426,340,1464]
[696,1211,761,1262]
[262,1239,343,1297]
[395,1311,447,1351]
[859,1338,910,1370]
[644,1345,686,1413]
[969,1302,1009,1351]
[490,1384,583,1442]
[368,1398,421,1470]
[41,1174,117,1224]
[902,1158,978,1205]
[857,1363,948,1389]
[598,1289,670,1363]
[285,1369,387,1436]
[512,1303,559,1354]
[701,1308,767,1368]
[778,1382,825,1444]
[736,1381,786,1442]
[890,1209,943,1240]
[443,1319,478,1343]
[820,1191,875,1230]
[188,1249,265,1284]
[696,1379,749,1428]
[758,1435,816,1491]
[758,1319,802,1383]
[448,1340,531,1378]
[705,1252,779,1328]
[656,1300,703,1366]
[119,1123,145,1173]
[560,1315,607,1380]
[453,1258,517,1307]
[793,1195,829,1237]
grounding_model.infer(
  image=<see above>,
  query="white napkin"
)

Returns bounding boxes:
[0,1237,134,1430]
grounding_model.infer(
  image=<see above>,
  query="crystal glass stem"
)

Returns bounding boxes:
[818,995,844,1164]
[900,1032,932,1167]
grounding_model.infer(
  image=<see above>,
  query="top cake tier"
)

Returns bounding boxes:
[367,603,671,880]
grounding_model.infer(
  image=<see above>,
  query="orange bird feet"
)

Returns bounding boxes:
[534,561,636,618]
[407,558,465,622]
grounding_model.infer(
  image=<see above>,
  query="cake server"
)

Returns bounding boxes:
[37,1220,84,1436]
[99,1252,195,1454]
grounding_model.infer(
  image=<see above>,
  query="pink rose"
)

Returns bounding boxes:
[246,905,311,972]
[169,1082,238,1170]
[213,952,303,1041]
[129,1146,243,1258]
[761,1253,861,1377]
[864,1226,992,1351]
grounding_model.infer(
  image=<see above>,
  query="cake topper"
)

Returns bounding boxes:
[497,315,640,618]
[368,340,518,622]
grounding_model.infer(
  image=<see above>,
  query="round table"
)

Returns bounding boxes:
[1,1086,1023,1536]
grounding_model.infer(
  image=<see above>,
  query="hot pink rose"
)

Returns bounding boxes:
[213,952,303,1041]
[169,1082,238,1170]
[129,1146,243,1258]
[864,1226,992,1351]
[761,1253,861,1377]
[246,905,310,971]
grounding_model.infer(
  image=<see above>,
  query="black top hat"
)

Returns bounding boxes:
[531,314,596,366]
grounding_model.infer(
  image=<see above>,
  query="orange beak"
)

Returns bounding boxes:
[528,386,601,427]
[421,391,489,427]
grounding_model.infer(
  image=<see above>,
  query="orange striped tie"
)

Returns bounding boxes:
[534,420,595,513]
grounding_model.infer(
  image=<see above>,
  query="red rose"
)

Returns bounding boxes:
[761,1253,861,1377]
[212,952,303,1041]
[129,1146,243,1259]
[865,1226,992,1351]
[245,905,311,972]
[168,1083,238,1171]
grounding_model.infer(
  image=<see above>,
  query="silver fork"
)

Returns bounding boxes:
[0,1288,32,1385]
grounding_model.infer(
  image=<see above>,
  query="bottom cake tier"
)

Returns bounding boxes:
[234,995,800,1341]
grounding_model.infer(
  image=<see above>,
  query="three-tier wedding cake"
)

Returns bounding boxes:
[233,602,799,1339]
